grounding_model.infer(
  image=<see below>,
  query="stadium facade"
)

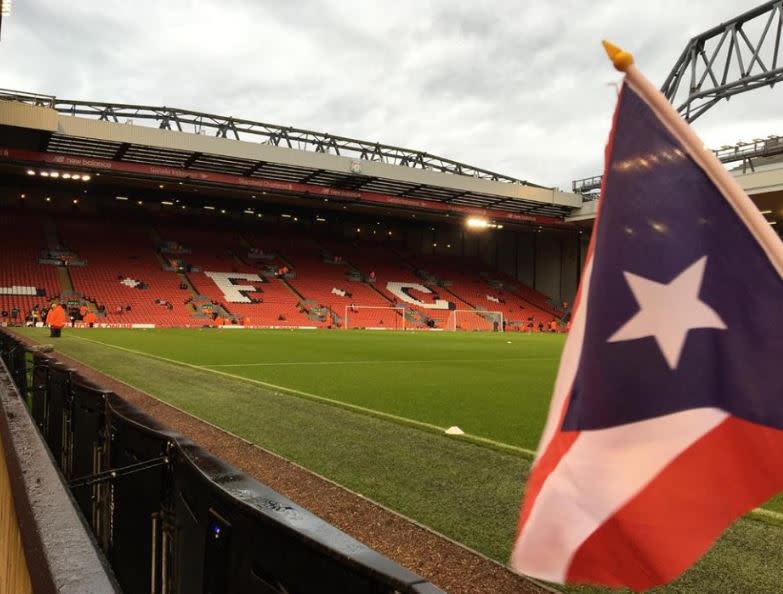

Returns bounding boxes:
[0,90,593,331]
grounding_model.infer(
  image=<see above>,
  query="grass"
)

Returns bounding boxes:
[37,328,562,451]
[15,327,783,593]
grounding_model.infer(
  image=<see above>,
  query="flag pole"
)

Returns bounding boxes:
[602,40,783,278]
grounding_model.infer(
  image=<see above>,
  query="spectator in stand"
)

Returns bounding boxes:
[46,301,68,338]
[115,305,123,315]
[1,309,7,324]
[126,304,132,312]
[79,304,88,320]
[369,271,376,282]
[10,306,19,326]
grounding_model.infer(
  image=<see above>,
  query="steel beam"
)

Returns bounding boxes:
[0,89,537,187]
[573,1,783,195]
[662,1,783,123]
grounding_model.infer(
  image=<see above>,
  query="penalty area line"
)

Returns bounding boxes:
[67,334,537,459]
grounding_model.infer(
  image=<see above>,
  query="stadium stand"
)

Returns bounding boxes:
[245,232,399,328]
[317,237,457,329]
[0,209,565,332]
[157,225,312,327]
[0,212,60,322]
[59,219,194,326]
[409,253,558,331]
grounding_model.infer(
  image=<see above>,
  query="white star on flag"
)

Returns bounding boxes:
[608,256,727,369]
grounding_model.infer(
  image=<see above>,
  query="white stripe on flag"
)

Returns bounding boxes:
[511,407,727,582]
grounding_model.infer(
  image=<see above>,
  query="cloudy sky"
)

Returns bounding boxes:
[0,1,778,189]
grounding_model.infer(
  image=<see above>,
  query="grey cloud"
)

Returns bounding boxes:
[0,0,779,190]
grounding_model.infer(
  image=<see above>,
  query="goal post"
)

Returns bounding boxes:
[449,309,504,332]
[343,305,406,330]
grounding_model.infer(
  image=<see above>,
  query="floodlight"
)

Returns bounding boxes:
[466,217,489,229]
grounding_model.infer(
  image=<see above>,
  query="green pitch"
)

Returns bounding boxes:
[37,328,564,452]
[14,327,783,594]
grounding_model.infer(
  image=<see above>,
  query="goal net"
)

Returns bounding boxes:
[343,306,406,330]
[449,309,504,332]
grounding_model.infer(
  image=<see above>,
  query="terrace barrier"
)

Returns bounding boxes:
[0,329,444,594]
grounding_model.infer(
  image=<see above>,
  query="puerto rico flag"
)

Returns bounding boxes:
[510,58,783,589]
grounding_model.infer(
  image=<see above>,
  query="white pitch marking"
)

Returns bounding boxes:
[201,357,558,368]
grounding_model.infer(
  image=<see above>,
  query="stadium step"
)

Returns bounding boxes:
[153,250,174,271]
[236,232,254,251]
[43,217,60,251]
[364,280,395,305]
[148,226,163,246]
[56,265,74,293]
[439,283,476,309]
[278,277,306,301]
[176,272,198,296]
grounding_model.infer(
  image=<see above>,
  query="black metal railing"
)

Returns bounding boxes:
[0,330,443,594]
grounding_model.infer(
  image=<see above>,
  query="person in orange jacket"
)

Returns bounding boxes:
[46,302,68,338]
[83,311,97,328]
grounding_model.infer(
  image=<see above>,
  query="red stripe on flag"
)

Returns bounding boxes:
[515,428,579,539]
[566,416,783,590]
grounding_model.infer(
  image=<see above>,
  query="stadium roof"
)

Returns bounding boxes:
[0,89,582,225]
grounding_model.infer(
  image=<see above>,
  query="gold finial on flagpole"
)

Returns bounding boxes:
[602,40,634,72]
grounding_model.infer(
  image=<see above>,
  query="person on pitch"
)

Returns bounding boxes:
[46,300,68,338]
